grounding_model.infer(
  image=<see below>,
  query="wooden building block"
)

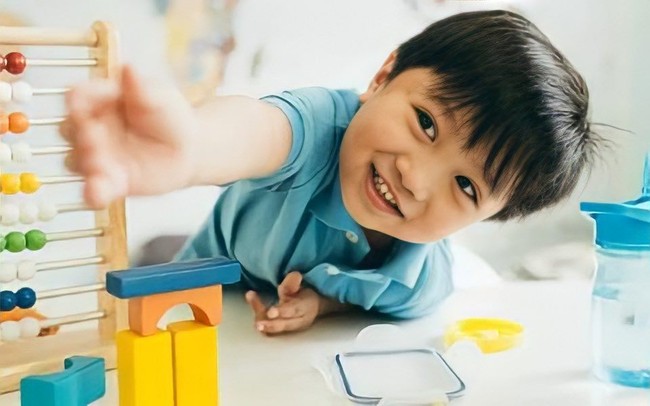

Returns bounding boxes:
[116,330,174,406]
[168,321,219,406]
[20,356,105,406]
[128,285,223,336]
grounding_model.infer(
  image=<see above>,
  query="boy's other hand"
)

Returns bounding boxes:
[244,271,320,335]
[61,65,197,208]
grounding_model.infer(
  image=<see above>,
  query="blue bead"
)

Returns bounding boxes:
[0,290,17,311]
[16,287,36,309]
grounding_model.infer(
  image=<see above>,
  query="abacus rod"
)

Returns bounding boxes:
[29,117,65,126]
[33,88,69,95]
[38,283,105,300]
[0,27,97,46]
[28,58,97,67]
[40,175,84,184]
[36,255,104,272]
[47,228,103,241]
[40,310,105,329]
[58,202,91,212]
[31,145,72,155]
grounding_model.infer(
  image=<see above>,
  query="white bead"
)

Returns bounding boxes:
[19,202,39,224]
[11,142,31,163]
[0,82,11,103]
[17,260,37,281]
[38,202,58,221]
[0,203,20,226]
[19,317,41,338]
[0,262,17,283]
[0,143,11,165]
[0,321,21,342]
[11,81,33,103]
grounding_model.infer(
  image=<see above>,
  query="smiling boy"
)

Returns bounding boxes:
[63,10,598,334]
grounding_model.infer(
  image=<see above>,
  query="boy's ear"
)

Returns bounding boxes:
[360,51,397,103]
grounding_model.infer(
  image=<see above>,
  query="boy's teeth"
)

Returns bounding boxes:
[373,172,398,209]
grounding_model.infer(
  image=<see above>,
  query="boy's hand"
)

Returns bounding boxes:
[61,65,197,208]
[245,271,321,335]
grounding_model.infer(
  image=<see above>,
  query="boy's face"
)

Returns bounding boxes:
[339,53,509,243]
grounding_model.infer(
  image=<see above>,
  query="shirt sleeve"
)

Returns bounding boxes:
[238,87,357,191]
[302,241,454,319]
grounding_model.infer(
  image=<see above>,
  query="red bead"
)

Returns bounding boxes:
[5,52,26,75]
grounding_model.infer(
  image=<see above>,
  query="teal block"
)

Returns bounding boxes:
[20,356,106,406]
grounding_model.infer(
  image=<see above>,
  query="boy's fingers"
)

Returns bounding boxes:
[267,301,303,320]
[278,271,302,299]
[245,290,267,322]
[65,80,119,118]
[256,317,307,335]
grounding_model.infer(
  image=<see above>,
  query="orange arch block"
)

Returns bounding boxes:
[128,285,222,336]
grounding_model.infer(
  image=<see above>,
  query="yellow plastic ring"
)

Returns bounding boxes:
[444,318,524,353]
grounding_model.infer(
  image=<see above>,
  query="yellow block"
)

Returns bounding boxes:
[116,329,175,406]
[168,321,219,406]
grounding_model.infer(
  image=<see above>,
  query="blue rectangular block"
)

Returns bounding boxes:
[106,257,241,299]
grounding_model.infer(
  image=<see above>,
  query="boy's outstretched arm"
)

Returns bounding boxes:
[245,272,353,335]
[61,65,291,208]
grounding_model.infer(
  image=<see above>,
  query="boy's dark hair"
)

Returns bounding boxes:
[388,10,599,220]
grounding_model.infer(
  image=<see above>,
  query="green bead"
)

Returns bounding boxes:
[5,232,26,253]
[25,229,47,251]
[0,235,5,252]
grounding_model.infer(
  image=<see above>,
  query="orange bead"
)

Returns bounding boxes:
[0,173,20,194]
[8,112,29,134]
[19,173,40,194]
[0,113,8,135]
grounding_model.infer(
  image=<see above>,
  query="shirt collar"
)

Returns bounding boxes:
[310,169,364,237]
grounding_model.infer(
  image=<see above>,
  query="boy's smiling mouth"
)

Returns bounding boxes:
[368,164,404,217]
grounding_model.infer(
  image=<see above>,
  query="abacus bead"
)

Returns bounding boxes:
[1,203,19,225]
[17,260,37,281]
[0,82,11,103]
[11,81,32,103]
[16,287,36,309]
[0,173,20,194]
[20,173,40,193]
[0,290,16,311]
[0,320,21,341]
[0,114,8,134]
[38,202,58,221]
[0,263,17,283]
[20,202,38,224]
[8,112,29,133]
[11,141,31,163]
[0,142,10,164]
[25,229,46,250]
[5,52,27,75]
[20,317,40,338]
[5,231,26,252]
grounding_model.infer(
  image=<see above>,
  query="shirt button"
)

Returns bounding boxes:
[345,231,359,243]
[326,266,340,276]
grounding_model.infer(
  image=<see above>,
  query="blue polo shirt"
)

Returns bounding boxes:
[176,87,453,318]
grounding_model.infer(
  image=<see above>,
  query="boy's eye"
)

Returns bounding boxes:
[455,176,477,202]
[416,108,436,141]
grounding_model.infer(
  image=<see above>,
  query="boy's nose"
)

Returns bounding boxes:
[395,155,428,202]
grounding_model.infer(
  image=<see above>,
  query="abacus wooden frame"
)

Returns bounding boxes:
[0,22,128,394]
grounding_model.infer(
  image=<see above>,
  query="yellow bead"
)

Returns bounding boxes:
[0,173,20,194]
[19,173,40,194]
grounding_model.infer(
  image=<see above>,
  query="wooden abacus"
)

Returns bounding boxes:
[0,22,127,393]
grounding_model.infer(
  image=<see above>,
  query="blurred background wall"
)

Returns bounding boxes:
[1,0,648,280]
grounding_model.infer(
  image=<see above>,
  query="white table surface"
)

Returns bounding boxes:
[1,280,648,405]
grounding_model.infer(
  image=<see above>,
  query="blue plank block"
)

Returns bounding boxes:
[20,356,106,406]
[105,257,241,299]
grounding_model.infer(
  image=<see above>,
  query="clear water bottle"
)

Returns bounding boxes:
[581,155,650,388]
